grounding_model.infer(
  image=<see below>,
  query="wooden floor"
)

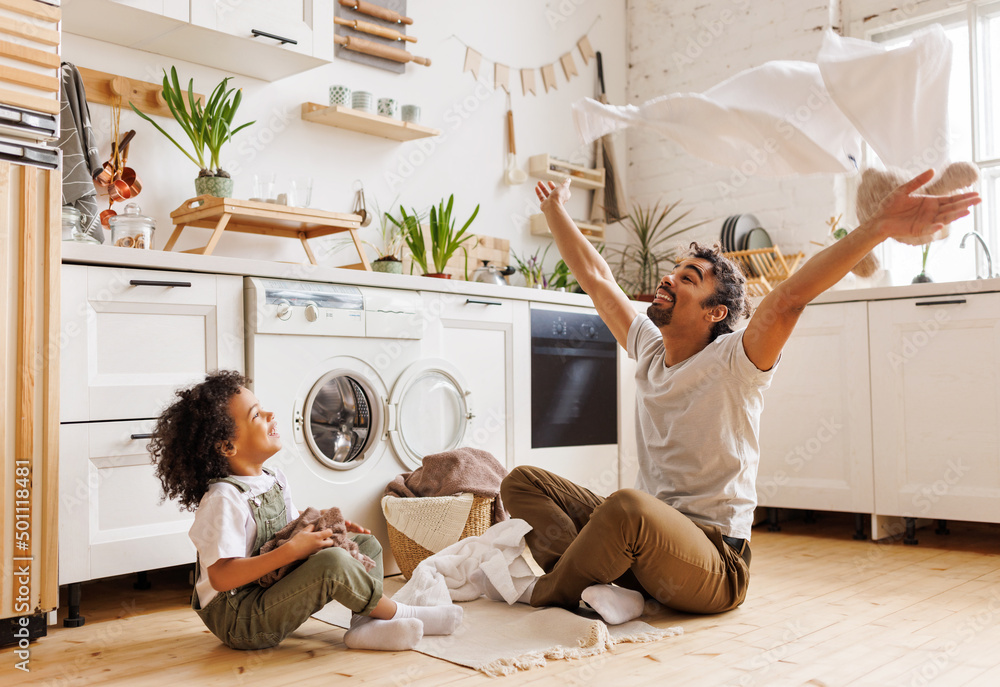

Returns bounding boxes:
[7,513,1000,686]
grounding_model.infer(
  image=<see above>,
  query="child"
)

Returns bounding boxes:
[150,370,462,651]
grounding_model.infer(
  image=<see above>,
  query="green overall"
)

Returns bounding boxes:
[192,468,385,650]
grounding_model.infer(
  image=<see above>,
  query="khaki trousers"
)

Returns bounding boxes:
[500,466,751,614]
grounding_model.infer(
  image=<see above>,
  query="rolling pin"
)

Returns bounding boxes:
[338,0,413,25]
[334,34,430,66]
[334,16,416,42]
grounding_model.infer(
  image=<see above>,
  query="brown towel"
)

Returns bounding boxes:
[257,506,375,587]
[383,447,509,525]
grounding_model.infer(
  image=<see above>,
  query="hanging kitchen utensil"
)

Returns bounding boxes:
[338,0,413,25]
[504,93,527,186]
[333,34,431,66]
[589,52,625,223]
[333,16,417,43]
[352,180,372,226]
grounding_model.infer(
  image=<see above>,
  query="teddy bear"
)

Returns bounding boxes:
[847,161,979,277]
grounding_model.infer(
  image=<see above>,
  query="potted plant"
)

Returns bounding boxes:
[512,244,551,289]
[368,197,407,274]
[131,67,254,199]
[607,200,708,300]
[913,244,932,283]
[393,195,479,278]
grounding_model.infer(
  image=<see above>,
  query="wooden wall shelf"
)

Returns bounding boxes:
[528,153,604,190]
[301,102,439,141]
[529,213,605,242]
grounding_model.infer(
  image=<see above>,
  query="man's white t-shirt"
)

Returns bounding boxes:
[188,466,299,608]
[627,316,776,540]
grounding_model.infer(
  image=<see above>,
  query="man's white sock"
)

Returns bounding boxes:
[392,601,463,635]
[581,584,645,625]
[343,615,423,651]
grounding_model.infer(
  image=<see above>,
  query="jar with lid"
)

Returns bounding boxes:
[108,203,155,249]
[61,206,100,244]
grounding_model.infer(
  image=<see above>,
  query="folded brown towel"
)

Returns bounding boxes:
[383,447,509,525]
[257,506,376,587]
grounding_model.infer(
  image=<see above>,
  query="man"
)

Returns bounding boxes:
[501,172,979,625]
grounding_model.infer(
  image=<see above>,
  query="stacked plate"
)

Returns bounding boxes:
[720,214,773,276]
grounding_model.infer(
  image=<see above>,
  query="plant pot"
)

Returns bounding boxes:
[422,272,452,279]
[912,272,933,284]
[195,175,234,199]
[372,258,403,275]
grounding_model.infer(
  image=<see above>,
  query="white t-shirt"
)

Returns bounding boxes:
[627,316,776,540]
[188,466,299,608]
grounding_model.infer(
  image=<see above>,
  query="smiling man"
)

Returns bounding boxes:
[501,174,979,625]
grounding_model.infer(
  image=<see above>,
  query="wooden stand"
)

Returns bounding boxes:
[165,196,372,269]
[723,246,804,297]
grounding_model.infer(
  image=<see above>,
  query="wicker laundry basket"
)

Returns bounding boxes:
[385,494,494,580]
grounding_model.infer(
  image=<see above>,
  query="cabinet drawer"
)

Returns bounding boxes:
[427,292,514,324]
[61,265,245,422]
[59,420,196,585]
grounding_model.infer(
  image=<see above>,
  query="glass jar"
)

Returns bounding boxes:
[108,203,155,250]
[61,206,100,244]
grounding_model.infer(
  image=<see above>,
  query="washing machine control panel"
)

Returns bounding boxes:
[246,278,365,336]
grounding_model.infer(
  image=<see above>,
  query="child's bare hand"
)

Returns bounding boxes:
[536,178,571,214]
[286,523,334,560]
[344,520,371,534]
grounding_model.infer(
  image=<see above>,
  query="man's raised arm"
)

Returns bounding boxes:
[743,169,981,371]
[537,179,636,348]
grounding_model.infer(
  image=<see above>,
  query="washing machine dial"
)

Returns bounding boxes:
[304,302,320,322]
[275,299,292,321]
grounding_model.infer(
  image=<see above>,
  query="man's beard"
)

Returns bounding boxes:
[646,303,672,327]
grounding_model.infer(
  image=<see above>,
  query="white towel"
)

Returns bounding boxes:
[572,26,952,176]
[393,519,536,607]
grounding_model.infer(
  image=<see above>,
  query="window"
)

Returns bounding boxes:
[867,4,998,284]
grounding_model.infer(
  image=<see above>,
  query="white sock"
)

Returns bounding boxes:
[481,575,537,605]
[392,601,463,635]
[581,584,645,625]
[343,615,423,651]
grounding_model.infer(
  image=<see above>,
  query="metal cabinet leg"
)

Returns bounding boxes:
[853,513,868,540]
[935,519,951,535]
[133,571,151,590]
[767,507,781,532]
[904,517,919,545]
[63,583,85,628]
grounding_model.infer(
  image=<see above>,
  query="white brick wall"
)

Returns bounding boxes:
[620,0,845,256]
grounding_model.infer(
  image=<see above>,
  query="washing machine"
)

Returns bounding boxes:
[244,277,475,572]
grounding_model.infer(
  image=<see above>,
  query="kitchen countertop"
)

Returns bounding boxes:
[62,243,1000,305]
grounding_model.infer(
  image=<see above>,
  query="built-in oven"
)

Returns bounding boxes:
[530,307,618,448]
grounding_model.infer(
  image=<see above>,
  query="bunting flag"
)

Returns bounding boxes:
[463,47,482,80]
[494,63,510,93]
[454,24,599,97]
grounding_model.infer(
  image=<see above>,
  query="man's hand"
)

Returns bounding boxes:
[870,169,980,244]
[285,523,334,561]
[344,520,371,534]
[536,178,572,215]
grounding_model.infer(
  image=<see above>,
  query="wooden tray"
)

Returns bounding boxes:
[165,196,371,269]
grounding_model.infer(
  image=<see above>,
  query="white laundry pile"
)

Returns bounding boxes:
[572,25,953,176]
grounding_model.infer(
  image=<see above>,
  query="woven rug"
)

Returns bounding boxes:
[312,578,682,677]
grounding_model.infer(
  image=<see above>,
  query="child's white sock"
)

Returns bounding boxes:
[581,584,645,625]
[343,615,423,651]
[391,601,463,635]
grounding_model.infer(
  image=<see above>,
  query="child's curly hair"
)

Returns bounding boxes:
[149,370,250,511]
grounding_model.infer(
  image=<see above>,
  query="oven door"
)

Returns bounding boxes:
[530,309,618,448]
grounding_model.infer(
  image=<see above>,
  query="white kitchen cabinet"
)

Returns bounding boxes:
[61,265,244,422]
[62,0,334,81]
[420,292,513,469]
[58,420,196,585]
[869,292,1000,523]
[757,302,875,513]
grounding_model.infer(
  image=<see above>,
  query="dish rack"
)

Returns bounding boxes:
[722,246,804,297]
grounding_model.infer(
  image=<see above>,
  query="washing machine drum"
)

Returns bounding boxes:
[307,374,373,467]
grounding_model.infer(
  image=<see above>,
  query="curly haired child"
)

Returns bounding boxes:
[150,370,462,651]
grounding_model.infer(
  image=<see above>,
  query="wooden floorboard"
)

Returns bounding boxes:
[5,513,1000,686]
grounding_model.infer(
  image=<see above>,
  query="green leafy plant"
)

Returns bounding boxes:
[427,195,479,276]
[370,196,406,261]
[606,200,708,298]
[512,244,551,288]
[130,67,254,178]
[387,206,429,274]
[547,258,577,291]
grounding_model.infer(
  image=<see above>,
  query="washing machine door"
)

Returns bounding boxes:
[388,359,472,469]
[304,366,385,470]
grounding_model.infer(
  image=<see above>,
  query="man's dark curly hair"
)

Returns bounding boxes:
[683,241,753,342]
[149,370,250,511]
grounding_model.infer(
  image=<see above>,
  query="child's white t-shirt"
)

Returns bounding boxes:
[188,466,299,608]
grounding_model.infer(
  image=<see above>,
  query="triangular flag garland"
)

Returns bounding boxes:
[458,25,599,96]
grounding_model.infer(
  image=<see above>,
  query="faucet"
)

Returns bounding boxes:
[959,232,995,279]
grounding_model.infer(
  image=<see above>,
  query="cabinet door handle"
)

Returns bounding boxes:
[130,433,153,440]
[251,29,298,45]
[465,299,502,306]
[129,279,192,288]
[914,299,967,306]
